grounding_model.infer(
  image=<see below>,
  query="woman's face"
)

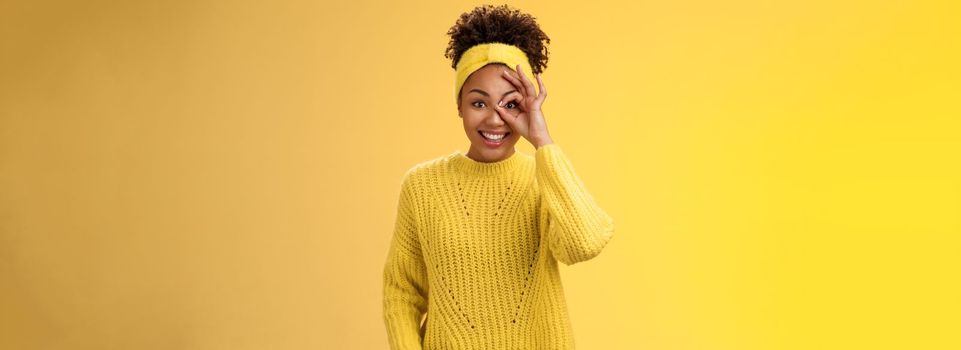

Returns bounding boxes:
[457,63,523,163]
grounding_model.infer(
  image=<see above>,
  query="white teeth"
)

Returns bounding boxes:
[481,131,506,141]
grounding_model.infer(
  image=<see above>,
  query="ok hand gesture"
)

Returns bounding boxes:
[495,64,554,149]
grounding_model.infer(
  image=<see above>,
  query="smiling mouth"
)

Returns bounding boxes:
[479,130,510,142]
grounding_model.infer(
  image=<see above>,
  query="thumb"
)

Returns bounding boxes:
[494,104,520,130]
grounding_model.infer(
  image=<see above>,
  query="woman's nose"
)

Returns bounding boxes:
[486,109,506,125]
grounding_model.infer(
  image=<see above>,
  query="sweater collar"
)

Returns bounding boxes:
[449,149,527,176]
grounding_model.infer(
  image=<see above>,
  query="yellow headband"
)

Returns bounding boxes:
[454,42,538,104]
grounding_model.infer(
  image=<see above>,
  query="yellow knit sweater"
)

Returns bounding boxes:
[382,143,615,349]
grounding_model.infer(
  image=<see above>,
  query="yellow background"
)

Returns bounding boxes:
[1,0,959,349]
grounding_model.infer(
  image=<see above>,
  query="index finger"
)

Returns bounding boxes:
[498,90,523,106]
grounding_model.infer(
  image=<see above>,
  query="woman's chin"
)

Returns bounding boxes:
[471,139,514,160]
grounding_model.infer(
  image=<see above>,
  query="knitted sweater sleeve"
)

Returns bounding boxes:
[382,170,428,349]
[535,143,615,265]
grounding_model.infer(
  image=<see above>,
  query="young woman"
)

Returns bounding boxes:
[382,5,615,349]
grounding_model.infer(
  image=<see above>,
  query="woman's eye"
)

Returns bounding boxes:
[472,101,486,108]
[505,101,518,109]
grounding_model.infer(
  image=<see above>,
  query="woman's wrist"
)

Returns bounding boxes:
[533,135,554,149]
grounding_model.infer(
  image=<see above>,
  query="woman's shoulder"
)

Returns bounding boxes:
[400,151,460,185]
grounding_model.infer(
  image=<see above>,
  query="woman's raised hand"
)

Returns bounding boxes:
[495,64,554,148]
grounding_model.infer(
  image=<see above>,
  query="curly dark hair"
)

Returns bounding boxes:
[444,4,551,75]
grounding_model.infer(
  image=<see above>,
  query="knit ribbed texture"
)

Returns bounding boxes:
[383,143,615,349]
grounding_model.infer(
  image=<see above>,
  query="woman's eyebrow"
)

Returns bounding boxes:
[468,88,517,98]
